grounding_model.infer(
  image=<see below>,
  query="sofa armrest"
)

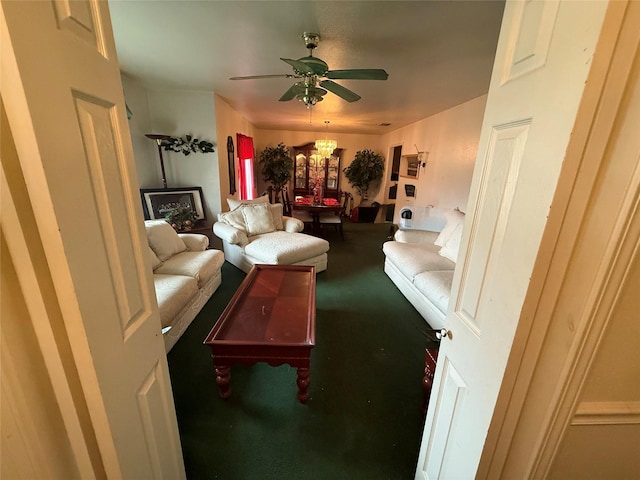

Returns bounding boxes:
[394,229,440,245]
[282,216,304,233]
[178,233,209,251]
[213,221,248,246]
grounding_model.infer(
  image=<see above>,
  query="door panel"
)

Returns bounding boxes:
[457,121,530,334]
[53,0,101,50]
[74,92,147,334]
[503,0,559,81]
[1,1,185,478]
[421,358,468,480]
[415,1,608,478]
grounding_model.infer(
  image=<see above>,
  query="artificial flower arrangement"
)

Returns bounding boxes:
[164,205,198,231]
[161,135,215,156]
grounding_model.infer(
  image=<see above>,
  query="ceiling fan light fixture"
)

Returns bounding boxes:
[299,95,317,107]
[315,121,337,158]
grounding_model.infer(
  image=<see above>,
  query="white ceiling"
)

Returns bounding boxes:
[109,1,505,135]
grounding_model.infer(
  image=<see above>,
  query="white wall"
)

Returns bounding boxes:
[214,94,256,210]
[146,89,221,221]
[380,95,488,226]
[121,74,158,188]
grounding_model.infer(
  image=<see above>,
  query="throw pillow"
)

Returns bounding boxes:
[145,220,187,261]
[227,194,269,211]
[219,208,247,231]
[439,222,463,263]
[241,203,276,236]
[435,209,465,247]
[270,203,284,230]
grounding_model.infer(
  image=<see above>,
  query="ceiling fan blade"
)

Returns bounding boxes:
[319,80,361,102]
[279,83,303,101]
[281,57,314,74]
[326,69,389,80]
[229,74,295,80]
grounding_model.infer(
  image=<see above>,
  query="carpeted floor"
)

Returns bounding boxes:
[167,221,439,480]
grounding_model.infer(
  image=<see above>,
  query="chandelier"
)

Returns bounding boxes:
[315,121,337,158]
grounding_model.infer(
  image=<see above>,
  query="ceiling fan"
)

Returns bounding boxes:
[230,32,388,108]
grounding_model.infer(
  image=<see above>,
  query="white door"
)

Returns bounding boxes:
[1,1,185,478]
[415,1,609,478]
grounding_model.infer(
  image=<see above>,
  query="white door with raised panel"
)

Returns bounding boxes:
[415,1,608,478]
[1,1,185,478]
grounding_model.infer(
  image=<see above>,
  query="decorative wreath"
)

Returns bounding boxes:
[161,135,215,156]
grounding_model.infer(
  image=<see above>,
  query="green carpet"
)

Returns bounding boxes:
[167,221,439,480]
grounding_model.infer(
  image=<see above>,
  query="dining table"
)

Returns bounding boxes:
[293,196,343,236]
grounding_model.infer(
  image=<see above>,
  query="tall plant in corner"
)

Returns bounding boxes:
[343,149,385,204]
[258,143,294,202]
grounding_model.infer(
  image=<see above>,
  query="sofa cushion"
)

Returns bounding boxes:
[241,203,276,236]
[154,250,225,289]
[413,270,454,314]
[227,194,269,211]
[153,274,199,328]
[382,241,454,281]
[244,231,329,264]
[146,220,187,261]
[435,209,465,247]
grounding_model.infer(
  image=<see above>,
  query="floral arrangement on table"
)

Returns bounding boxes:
[161,135,215,156]
[164,205,198,231]
[312,177,324,205]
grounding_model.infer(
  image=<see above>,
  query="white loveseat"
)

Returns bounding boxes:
[146,220,225,352]
[213,195,330,273]
[382,209,464,330]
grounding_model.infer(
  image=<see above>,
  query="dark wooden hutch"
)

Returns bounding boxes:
[293,142,342,200]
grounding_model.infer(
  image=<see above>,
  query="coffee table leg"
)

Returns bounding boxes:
[296,367,310,403]
[215,366,232,399]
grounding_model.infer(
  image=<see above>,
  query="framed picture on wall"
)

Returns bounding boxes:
[140,187,206,221]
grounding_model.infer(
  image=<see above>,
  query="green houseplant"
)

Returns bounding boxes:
[343,149,385,204]
[258,143,294,200]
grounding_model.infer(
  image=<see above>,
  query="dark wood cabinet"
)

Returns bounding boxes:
[293,142,342,199]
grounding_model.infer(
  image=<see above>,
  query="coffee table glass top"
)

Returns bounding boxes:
[205,265,316,346]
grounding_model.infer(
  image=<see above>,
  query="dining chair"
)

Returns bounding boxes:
[286,188,314,226]
[318,191,352,239]
[281,187,292,217]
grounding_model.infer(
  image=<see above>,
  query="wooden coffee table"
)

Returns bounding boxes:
[203,264,316,403]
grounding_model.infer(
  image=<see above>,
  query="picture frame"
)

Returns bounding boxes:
[140,187,206,221]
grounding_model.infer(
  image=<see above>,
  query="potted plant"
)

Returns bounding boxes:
[343,149,385,204]
[258,143,294,202]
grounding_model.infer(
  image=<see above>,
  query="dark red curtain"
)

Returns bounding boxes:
[236,133,255,200]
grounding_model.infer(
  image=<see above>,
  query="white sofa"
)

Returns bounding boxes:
[145,220,225,352]
[213,195,330,274]
[382,209,464,330]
